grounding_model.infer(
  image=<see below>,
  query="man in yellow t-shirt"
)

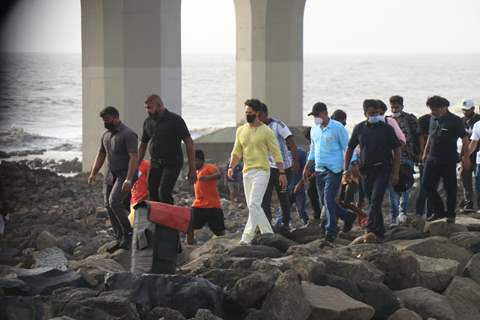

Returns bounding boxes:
[228,99,287,244]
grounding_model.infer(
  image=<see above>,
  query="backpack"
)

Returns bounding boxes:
[393,163,415,193]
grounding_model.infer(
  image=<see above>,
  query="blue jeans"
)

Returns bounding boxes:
[315,170,351,236]
[388,159,413,221]
[291,188,308,223]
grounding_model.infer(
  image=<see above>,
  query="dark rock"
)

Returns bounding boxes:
[286,225,323,244]
[455,216,480,231]
[32,247,68,271]
[302,282,375,320]
[390,236,472,272]
[424,220,468,237]
[194,309,223,320]
[37,230,58,250]
[227,245,282,259]
[311,273,362,301]
[450,231,480,253]
[383,226,425,242]
[68,255,125,287]
[395,287,455,320]
[55,236,80,255]
[414,253,458,292]
[1,267,87,296]
[49,316,78,320]
[105,272,224,319]
[251,233,298,253]
[146,307,187,320]
[200,268,250,290]
[59,189,75,198]
[0,295,52,320]
[463,253,480,284]
[227,272,275,308]
[357,280,400,319]
[387,308,422,320]
[316,255,385,284]
[51,287,98,315]
[444,276,480,320]
[261,270,311,320]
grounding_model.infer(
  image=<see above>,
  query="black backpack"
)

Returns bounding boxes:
[393,163,415,193]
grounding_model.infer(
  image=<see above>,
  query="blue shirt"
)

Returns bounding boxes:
[308,119,349,174]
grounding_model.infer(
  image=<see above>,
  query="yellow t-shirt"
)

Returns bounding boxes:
[231,123,283,173]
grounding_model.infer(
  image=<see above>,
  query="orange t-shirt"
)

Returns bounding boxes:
[192,163,221,209]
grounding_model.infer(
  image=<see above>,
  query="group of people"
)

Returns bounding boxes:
[88,92,480,273]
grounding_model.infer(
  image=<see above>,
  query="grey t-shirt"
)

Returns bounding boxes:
[99,122,138,174]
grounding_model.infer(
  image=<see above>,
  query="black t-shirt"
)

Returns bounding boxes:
[141,109,190,165]
[427,112,467,164]
[418,114,432,136]
[348,121,401,171]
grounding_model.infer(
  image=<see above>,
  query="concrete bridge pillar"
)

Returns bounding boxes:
[81,0,181,171]
[234,0,306,126]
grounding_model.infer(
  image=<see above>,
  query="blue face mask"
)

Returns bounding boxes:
[367,115,385,124]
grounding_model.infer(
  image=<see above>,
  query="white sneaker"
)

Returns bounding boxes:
[398,214,408,224]
[390,217,399,226]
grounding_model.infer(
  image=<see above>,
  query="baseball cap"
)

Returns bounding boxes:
[308,102,328,116]
[461,99,475,110]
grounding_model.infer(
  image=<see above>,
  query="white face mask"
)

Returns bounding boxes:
[314,117,323,125]
[392,112,402,117]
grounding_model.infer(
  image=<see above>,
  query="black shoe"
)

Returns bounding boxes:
[118,235,132,250]
[342,211,357,233]
[426,214,445,222]
[463,202,474,213]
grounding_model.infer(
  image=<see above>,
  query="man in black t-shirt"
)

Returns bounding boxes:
[423,96,470,223]
[344,100,401,242]
[415,113,435,218]
[460,99,480,212]
[137,94,196,274]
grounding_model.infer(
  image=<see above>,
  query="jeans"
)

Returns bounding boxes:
[262,168,293,225]
[307,175,322,219]
[462,164,475,206]
[422,159,457,218]
[388,159,414,221]
[103,170,133,241]
[362,166,391,238]
[315,170,352,237]
[241,169,273,243]
[147,163,182,274]
[291,188,308,223]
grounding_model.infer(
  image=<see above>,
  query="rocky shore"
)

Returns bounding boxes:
[2,161,480,320]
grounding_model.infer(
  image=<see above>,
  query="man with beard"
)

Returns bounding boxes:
[88,106,138,248]
[138,94,196,273]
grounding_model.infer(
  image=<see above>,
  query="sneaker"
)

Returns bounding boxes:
[320,233,336,248]
[463,202,475,213]
[426,213,445,222]
[398,214,408,224]
[239,240,250,246]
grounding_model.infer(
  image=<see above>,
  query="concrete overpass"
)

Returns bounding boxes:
[81,0,306,170]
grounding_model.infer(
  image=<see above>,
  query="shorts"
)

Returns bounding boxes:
[191,207,225,235]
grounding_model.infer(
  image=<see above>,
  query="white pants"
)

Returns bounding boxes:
[241,169,273,243]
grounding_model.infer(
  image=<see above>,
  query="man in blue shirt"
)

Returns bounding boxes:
[303,102,356,244]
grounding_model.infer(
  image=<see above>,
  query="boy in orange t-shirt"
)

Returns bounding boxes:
[187,150,225,244]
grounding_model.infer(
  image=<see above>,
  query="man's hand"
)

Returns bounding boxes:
[391,172,399,186]
[122,180,132,193]
[188,169,197,184]
[279,173,288,189]
[88,173,96,185]
[227,168,234,179]
[303,166,312,181]
[292,160,300,173]
[421,151,427,163]
[293,181,303,194]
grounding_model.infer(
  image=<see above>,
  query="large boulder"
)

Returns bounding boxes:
[189,236,239,261]
[146,307,187,320]
[32,247,68,271]
[395,287,455,320]
[387,308,422,320]
[252,233,298,253]
[227,245,282,259]
[200,268,251,290]
[227,272,276,308]
[261,255,326,282]
[0,296,52,320]
[383,227,425,242]
[286,225,323,244]
[68,255,125,287]
[424,220,468,237]
[311,273,362,301]
[302,282,375,320]
[357,280,400,319]
[444,276,480,320]
[51,287,98,315]
[316,255,384,284]
[260,270,311,320]
[455,216,480,231]
[390,236,472,271]
[105,272,224,319]
[413,254,458,292]
[194,309,224,320]
[463,253,480,284]
[450,231,480,253]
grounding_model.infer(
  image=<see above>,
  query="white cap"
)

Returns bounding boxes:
[461,99,475,110]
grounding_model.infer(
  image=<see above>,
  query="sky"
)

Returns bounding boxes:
[1,0,480,54]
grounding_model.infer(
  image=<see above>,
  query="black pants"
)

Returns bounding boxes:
[261,167,292,225]
[362,166,391,238]
[422,159,457,218]
[103,170,133,241]
[307,175,322,219]
[148,163,182,274]
[415,164,436,217]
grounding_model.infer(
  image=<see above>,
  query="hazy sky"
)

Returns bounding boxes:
[1,0,480,54]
